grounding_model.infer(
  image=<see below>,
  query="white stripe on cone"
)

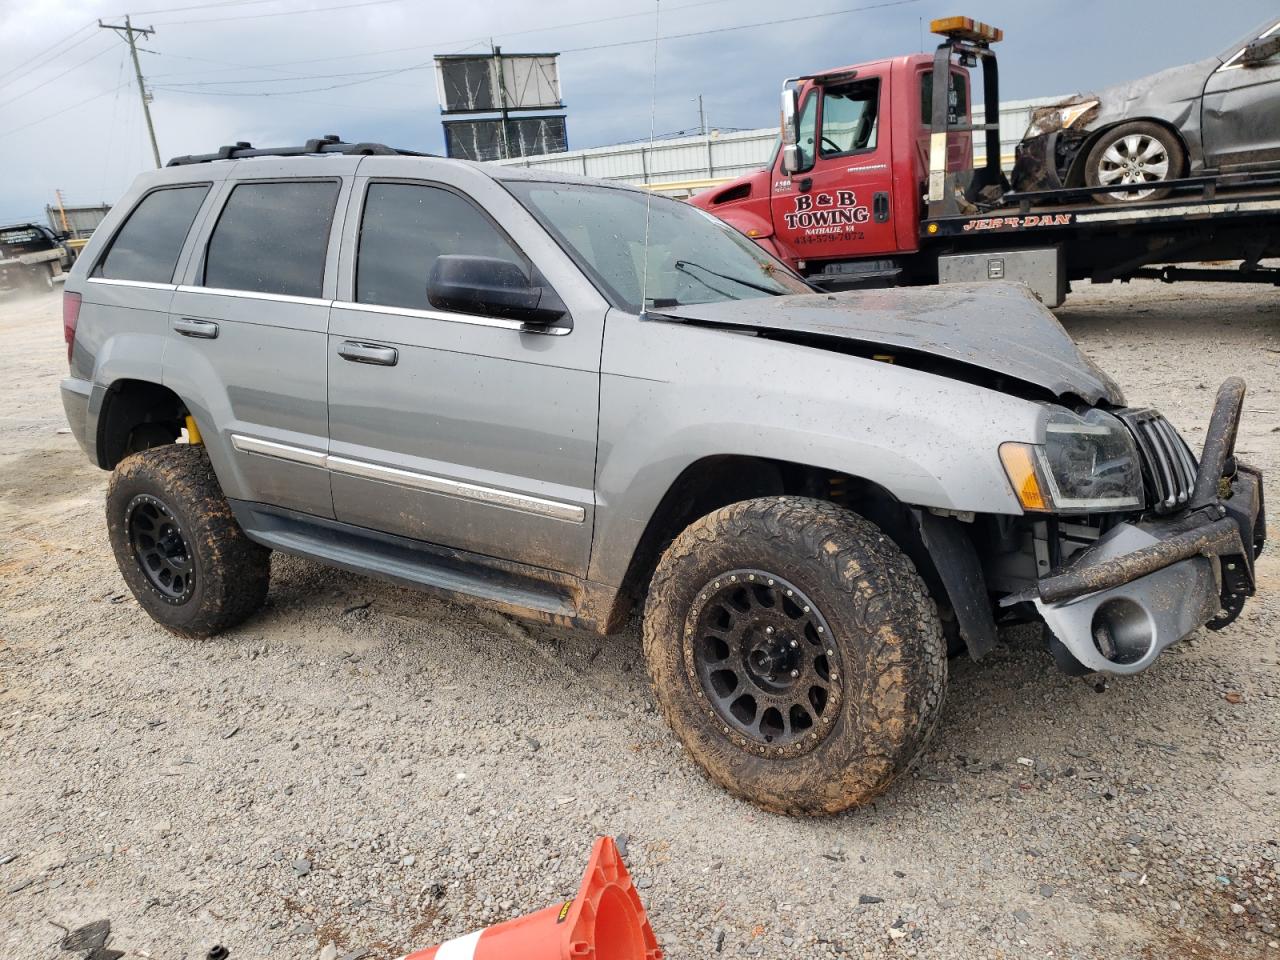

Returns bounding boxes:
[435,929,484,960]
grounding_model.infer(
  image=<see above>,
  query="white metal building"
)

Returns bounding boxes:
[495,95,1060,196]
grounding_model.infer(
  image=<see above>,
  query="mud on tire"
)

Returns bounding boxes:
[106,444,270,638]
[642,496,947,815]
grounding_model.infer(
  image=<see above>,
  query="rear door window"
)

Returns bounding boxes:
[94,185,209,283]
[355,181,523,311]
[203,180,339,297]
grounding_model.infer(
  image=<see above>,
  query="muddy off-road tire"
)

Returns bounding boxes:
[106,445,270,638]
[643,497,947,815]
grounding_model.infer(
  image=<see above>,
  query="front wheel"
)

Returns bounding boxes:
[1084,121,1185,203]
[107,445,271,638]
[642,497,947,815]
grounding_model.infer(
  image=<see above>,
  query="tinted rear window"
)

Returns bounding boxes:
[356,182,522,311]
[95,185,209,283]
[203,180,339,297]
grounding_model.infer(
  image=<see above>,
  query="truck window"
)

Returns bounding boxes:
[355,182,522,311]
[819,80,880,156]
[203,180,339,298]
[920,70,968,126]
[795,92,818,170]
[93,185,209,284]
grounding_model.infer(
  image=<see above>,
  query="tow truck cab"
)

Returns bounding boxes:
[691,17,1002,285]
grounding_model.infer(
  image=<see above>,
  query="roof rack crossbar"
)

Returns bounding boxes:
[166,134,433,166]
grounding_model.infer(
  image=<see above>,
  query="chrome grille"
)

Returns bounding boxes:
[1118,409,1198,514]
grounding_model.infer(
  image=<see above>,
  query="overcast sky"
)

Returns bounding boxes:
[1,0,1276,222]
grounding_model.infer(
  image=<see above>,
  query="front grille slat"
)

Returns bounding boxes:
[1117,408,1197,515]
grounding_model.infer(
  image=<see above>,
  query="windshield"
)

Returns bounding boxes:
[505,180,811,313]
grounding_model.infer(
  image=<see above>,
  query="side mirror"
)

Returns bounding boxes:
[427,255,566,325]
[1242,34,1280,66]
[781,144,802,176]
[779,87,801,174]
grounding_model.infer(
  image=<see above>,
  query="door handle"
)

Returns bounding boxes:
[173,317,219,339]
[873,192,891,223]
[338,341,398,366]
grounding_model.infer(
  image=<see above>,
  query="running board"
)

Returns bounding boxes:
[229,500,579,621]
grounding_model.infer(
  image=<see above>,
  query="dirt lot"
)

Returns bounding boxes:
[1,281,1277,960]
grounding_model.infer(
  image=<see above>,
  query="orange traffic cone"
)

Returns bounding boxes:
[401,836,662,960]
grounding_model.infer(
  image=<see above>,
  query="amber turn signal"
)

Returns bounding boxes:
[999,442,1048,511]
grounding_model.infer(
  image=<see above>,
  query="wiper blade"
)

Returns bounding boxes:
[674,259,782,296]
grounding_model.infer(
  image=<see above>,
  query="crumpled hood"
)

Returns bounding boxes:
[1085,56,1219,128]
[656,282,1124,405]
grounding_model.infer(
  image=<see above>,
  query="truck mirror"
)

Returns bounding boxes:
[1242,34,1280,66]
[781,144,801,175]
[779,87,800,173]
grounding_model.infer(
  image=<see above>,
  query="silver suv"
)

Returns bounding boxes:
[60,137,1266,815]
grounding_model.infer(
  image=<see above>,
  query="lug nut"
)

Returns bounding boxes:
[789,669,799,678]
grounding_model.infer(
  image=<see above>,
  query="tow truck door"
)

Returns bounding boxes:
[768,69,899,263]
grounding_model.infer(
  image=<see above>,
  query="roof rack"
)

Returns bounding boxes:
[167,134,433,166]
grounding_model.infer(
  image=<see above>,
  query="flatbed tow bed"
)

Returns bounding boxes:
[920,171,1280,290]
[692,17,1280,305]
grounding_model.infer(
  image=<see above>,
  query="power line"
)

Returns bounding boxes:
[127,0,319,15]
[0,25,99,87]
[0,40,119,111]
[153,0,746,72]
[559,0,921,54]
[153,0,406,26]
[148,0,919,99]
[0,83,130,141]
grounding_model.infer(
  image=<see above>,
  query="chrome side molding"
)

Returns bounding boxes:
[229,433,585,523]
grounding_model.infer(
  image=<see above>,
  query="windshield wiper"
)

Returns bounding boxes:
[674,259,783,296]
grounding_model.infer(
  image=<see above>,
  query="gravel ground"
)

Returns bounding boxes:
[1,280,1277,960]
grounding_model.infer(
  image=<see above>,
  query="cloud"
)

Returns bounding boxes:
[1,0,1275,221]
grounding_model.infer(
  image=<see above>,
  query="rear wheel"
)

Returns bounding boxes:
[1084,121,1184,203]
[642,497,947,815]
[107,445,270,638]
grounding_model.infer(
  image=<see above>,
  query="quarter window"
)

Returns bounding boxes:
[94,185,209,283]
[356,182,523,311]
[203,180,339,297]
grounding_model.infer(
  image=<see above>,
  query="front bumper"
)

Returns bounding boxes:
[1032,379,1266,675]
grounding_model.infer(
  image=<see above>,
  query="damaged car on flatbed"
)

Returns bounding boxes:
[60,138,1267,815]
[1015,16,1280,200]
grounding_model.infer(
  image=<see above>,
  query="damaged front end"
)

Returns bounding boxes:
[1012,97,1100,192]
[1000,379,1265,675]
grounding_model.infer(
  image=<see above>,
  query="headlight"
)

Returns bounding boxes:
[1024,99,1099,139]
[1000,408,1144,513]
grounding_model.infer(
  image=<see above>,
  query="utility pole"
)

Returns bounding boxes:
[99,15,161,169]
[696,95,706,137]
[491,40,510,161]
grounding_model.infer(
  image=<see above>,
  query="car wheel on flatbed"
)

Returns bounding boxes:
[642,496,947,815]
[106,444,271,638]
[1084,121,1185,204]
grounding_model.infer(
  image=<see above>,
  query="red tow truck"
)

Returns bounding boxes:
[690,17,1280,305]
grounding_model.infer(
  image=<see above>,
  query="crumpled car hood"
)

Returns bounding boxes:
[655,282,1124,405]
[1087,56,1219,128]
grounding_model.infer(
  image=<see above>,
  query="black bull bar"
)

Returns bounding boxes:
[1038,377,1266,620]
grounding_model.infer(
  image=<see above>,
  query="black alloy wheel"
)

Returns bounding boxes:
[126,492,195,604]
[685,569,843,755]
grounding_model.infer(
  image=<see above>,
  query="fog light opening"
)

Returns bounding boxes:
[1090,597,1154,665]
